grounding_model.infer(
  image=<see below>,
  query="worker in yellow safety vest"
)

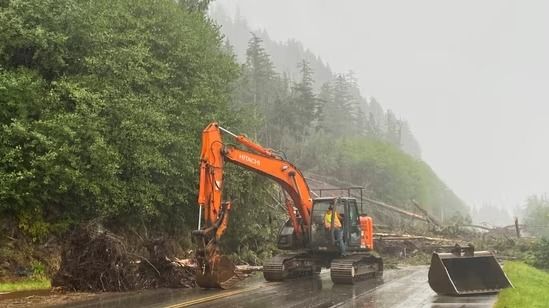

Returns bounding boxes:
[324,206,342,229]
[324,204,345,255]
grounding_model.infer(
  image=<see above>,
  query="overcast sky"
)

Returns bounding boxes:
[214,0,549,211]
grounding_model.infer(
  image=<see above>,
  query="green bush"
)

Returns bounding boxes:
[30,260,46,279]
[526,238,549,270]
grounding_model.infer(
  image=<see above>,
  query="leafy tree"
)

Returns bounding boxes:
[523,195,549,237]
[179,0,212,13]
[528,238,549,269]
[222,168,285,264]
[0,0,239,238]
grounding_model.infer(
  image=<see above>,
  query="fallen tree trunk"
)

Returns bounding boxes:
[364,197,428,222]
[374,232,454,242]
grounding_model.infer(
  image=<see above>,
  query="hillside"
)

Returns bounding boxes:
[210,7,421,159]
[211,6,466,222]
[210,7,333,90]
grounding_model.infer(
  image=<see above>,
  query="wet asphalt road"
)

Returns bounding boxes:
[56,266,497,308]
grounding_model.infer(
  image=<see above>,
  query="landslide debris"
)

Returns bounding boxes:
[52,224,196,292]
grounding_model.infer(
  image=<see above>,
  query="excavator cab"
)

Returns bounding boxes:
[309,197,362,253]
[310,198,337,251]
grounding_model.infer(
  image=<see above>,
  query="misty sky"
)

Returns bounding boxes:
[214,0,549,211]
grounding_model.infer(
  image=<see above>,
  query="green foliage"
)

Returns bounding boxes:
[30,260,46,279]
[179,0,212,13]
[233,33,284,143]
[522,195,549,237]
[221,167,285,264]
[300,135,468,221]
[284,60,317,142]
[526,238,549,270]
[0,0,238,237]
[496,261,549,308]
[0,278,51,292]
[317,74,364,137]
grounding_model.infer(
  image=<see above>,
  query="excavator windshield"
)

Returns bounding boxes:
[310,198,340,250]
[311,199,336,225]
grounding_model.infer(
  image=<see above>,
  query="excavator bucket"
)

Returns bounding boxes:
[428,245,512,295]
[193,227,245,289]
[195,255,240,289]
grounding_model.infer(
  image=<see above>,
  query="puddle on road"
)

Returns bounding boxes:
[340,267,497,308]
[430,293,497,308]
[53,271,387,308]
[190,268,415,308]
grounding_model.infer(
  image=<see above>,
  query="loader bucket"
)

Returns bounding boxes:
[428,251,512,295]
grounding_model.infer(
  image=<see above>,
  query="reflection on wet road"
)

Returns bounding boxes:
[57,266,497,308]
[344,267,496,308]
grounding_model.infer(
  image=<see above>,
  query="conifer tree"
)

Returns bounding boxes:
[289,60,317,139]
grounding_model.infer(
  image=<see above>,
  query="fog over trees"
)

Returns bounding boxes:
[212,7,468,225]
[214,0,549,227]
[211,8,422,159]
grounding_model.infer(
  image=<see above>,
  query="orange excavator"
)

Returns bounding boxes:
[193,122,383,289]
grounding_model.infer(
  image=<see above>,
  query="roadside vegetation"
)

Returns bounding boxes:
[496,261,549,308]
[0,279,50,293]
[526,238,549,269]
[0,260,50,292]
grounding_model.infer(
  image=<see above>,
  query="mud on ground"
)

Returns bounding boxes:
[0,289,98,308]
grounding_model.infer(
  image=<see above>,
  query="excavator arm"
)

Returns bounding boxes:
[194,122,313,288]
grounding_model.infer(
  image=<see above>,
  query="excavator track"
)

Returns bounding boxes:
[263,253,296,281]
[263,253,318,281]
[330,254,383,284]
